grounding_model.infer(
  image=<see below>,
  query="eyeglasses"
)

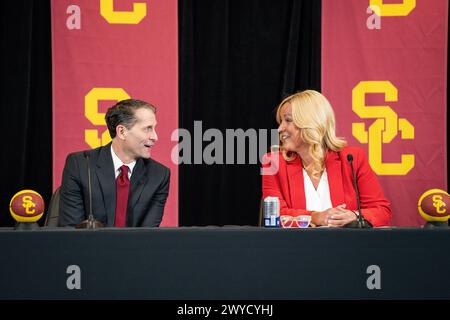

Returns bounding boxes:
[280,215,311,228]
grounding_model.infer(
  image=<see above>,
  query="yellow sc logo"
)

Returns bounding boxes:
[352,81,414,175]
[85,88,130,148]
[418,189,450,222]
[369,0,415,17]
[100,0,147,24]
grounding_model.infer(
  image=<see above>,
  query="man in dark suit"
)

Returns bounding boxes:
[59,99,170,227]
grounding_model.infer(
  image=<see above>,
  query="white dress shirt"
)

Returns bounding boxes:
[111,145,136,179]
[303,168,332,212]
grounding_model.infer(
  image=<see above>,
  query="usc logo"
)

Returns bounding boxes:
[369,0,415,17]
[82,1,144,147]
[354,2,416,175]
[85,1,147,147]
[9,190,45,222]
[100,0,147,24]
[85,88,130,148]
[352,81,414,175]
[418,189,450,222]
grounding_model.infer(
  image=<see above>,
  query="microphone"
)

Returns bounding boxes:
[345,154,372,229]
[75,152,104,229]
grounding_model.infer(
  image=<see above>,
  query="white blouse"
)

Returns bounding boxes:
[303,168,332,212]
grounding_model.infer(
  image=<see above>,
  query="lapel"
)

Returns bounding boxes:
[325,150,345,207]
[94,143,116,226]
[286,156,306,209]
[127,158,149,214]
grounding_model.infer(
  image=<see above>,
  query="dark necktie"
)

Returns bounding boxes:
[115,165,130,227]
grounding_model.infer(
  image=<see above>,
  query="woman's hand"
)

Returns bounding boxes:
[311,204,358,227]
[327,204,359,227]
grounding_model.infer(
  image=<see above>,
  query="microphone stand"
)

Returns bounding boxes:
[345,154,372,229]
[76,214,104,229]
[76,152,104,229]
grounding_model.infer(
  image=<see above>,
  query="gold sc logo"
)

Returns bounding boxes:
[352,81,414,175]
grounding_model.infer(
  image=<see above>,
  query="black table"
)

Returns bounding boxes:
[1,227,449,299]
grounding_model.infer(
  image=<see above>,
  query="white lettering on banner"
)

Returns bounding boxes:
[366,5,381,30]
[66,5,81,30]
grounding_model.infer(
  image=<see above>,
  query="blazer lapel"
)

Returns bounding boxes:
[128,158,148,213]
[326,151,345,207]
[95,143,116,226]
[286,157,306,209]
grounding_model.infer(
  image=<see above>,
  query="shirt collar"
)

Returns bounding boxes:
[110,145,136,175]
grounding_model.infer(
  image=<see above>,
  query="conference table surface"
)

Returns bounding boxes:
[0,226,449,300]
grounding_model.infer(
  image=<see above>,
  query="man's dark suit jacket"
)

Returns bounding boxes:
[59,143,170,227]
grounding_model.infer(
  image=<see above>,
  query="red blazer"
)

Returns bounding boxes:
[261,146,392,227]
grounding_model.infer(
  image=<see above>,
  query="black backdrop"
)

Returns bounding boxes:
[0,1,52,227]
[179,0,320,226]
[0,1,446,227]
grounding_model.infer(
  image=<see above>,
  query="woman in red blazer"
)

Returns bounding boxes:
[262,90,392,227]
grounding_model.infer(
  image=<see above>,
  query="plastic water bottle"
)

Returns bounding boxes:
[264,196,280,228]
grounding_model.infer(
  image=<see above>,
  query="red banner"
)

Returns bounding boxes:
[322,0,448,226]
[51,0,178,226]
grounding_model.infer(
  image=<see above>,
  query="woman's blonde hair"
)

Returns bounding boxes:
[276,90,347,179]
